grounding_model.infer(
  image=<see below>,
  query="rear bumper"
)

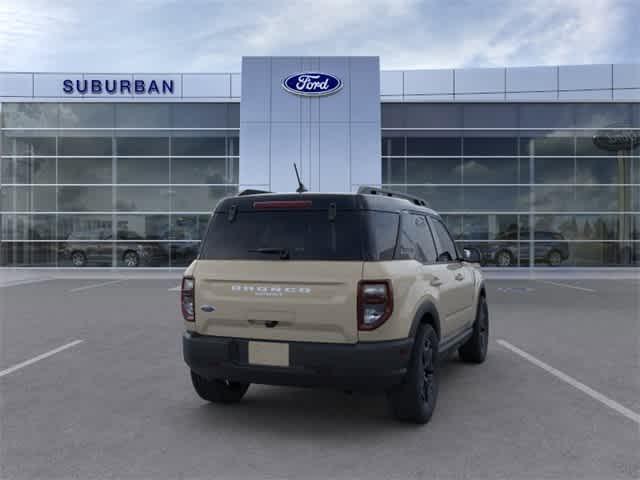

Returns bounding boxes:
[183,332,413,390]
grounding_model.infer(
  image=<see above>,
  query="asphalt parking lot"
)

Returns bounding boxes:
[1,274,638,479]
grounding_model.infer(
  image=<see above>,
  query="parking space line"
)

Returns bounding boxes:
[168,285,180,291]
[68,280,122,293]
[538,281,596,292]
[0,340,84,378]
[497,339,640,425]
[0,277,55,288]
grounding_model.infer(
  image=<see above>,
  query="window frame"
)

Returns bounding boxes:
[393,211,438,265]
[428,215,461,264]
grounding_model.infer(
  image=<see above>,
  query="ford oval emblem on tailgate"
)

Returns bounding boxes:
[282,72,342,97]
[200,305,215,312]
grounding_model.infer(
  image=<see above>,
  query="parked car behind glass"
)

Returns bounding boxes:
[61,229,167,267]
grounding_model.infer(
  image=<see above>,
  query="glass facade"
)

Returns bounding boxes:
[382,103,640,267]
[0,103,239,267]
[1,101,638,268]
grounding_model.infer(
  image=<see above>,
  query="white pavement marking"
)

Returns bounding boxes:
[168,286,181,291]
[0,340,84,378]
[497,339,640,425]
[0,277,55,288]
[68,280,122,293]
[538,280,596,292]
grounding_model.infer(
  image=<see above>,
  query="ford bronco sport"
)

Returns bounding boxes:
[182,187,488,423]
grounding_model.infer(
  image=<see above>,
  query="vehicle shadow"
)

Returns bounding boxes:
[182,356,475,437]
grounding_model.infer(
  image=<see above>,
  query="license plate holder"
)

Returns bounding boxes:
[248,341,290,367]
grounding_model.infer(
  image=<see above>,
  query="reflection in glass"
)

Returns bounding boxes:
[58,158,112,184]
[58,137,112,156]
[170,215,210,241]
[116,187,171,212]
[1,136,56,155]
[406,158,461,184]
[59,104,115,128]
[463,186,528,212]
[116,137,169,156]
[171,186,237,212]
[533,186,574,211]
[115,242,169,268]
[116,157,170,184]
[534,158,574,184]
[172,136,227,156]
[1,157,56,184]
[0,242,59,266]
[463,137,517,156]
[406,137,461,156]
[462,158,519,184]
[171,157,235,184]
[169,242,200,267]
[1,214,56,240]
[576,157,630,184]
[381,158,405,184]
[404,186,463,211]
[1,103,58,128]
[58,186,113,212]
[1,186,57,212]
[58,215,113,240]
[60,242,113,267]
[115,215,169,240]
[381,137,404,156]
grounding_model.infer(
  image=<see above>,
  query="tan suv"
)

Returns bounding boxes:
[182,187,488,423]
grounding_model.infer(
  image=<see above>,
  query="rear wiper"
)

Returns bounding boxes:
[248,247,290,260]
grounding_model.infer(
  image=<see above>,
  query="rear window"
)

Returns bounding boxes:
[200,210,365,260]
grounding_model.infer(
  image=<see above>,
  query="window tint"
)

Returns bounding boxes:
[429,217,458,262]
[200,211,363,261]
[363,212,399,261]
[394,213,437,263]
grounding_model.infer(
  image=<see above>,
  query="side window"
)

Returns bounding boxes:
[364,212,399,261]
[429,217,458,262]
[394,213,437,263]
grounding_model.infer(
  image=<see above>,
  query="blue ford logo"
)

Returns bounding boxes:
[282,72,343,96]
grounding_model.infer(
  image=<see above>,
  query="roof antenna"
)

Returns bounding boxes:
[293,163,308,193]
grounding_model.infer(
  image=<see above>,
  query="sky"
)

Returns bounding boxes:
[0,0,638,73]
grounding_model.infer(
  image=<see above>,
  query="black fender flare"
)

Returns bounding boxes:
[478,280,487,300]
[408,300,441,340]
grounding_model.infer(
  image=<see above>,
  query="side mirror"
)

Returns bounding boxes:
[463,247,482,263]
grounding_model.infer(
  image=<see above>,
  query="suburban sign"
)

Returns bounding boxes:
[282,72,343,96]
[62,78,176,96]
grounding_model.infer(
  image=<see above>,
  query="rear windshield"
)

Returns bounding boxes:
[200,210,364,260]
[200,210,400,261]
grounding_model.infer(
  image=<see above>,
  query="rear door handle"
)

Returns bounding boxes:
[454,273,464,281]
[430,277,443,287]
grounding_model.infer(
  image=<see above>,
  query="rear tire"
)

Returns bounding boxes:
[547,250,563,266]
[388,324,439,424]
[71,251,87,267]
[495,250,513,267]
[122,250,140,268]
[190,371,249,404]
[459,295,489,364]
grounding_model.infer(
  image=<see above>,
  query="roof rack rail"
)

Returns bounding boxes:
[357,186,429,207]
[238,189,272,196]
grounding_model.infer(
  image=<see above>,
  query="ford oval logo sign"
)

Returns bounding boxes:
[282,72,343,96]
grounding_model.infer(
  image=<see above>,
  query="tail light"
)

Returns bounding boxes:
[181,276,195,322]
[357,280,393,330]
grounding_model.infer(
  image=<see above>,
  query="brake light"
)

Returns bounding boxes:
[181,276,195,322]
[253,200,312,209]
[357,280,393,330]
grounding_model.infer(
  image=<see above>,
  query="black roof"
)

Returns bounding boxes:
[215,191,439,216]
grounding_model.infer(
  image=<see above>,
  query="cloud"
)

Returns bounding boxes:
[0,0,636,72]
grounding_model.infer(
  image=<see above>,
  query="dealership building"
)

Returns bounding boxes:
[0,57,638,268]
